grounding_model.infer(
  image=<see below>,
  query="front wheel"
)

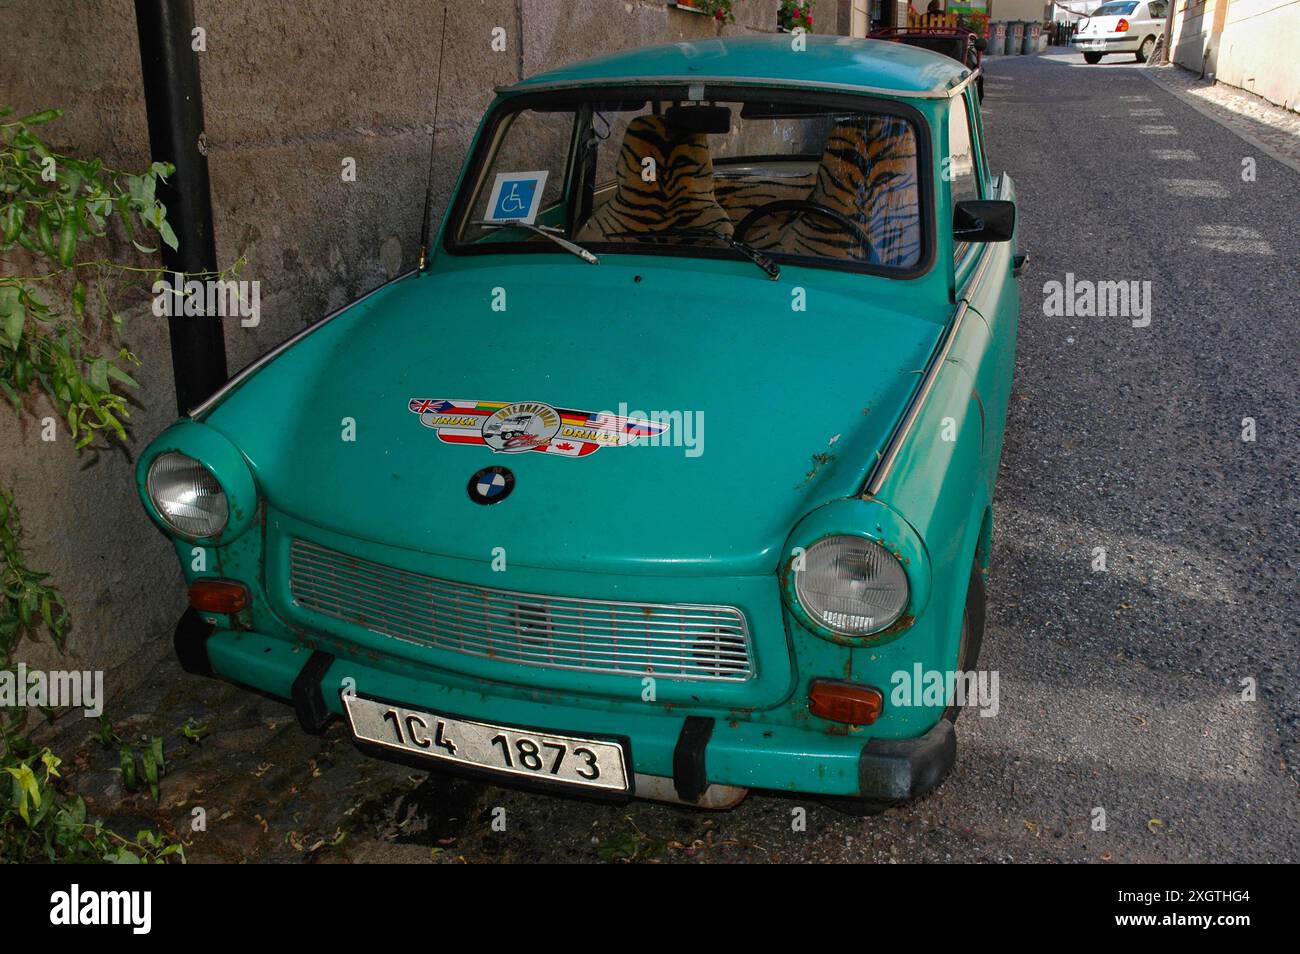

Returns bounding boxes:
[944,566,986,723]
[1136,37,1154,62]
[1083,51,1103,64]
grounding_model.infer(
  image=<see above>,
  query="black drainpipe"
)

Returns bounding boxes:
[134,0,227,415]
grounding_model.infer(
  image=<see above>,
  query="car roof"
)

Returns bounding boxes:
[501,35,971,100]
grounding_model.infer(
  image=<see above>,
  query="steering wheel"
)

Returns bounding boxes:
[734,199,876,259]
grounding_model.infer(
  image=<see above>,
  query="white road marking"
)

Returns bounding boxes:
[1190,225,1275,254]
[1160,178,1230,197]
[1151,149,1199,160]
[1139,124,1179,135]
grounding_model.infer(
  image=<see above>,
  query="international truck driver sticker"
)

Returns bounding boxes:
[408,399,668,458]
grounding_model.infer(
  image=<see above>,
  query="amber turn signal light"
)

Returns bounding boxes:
[188,579,249,614]
[808,680,884,725]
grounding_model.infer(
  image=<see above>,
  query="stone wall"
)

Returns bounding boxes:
[0,0,842,688]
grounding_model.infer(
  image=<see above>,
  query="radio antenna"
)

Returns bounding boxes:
[417,6,450,272]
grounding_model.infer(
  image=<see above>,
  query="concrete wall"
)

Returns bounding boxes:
[0,0,843,688]
[1170,0,1300,111]
[991,0,1051,21]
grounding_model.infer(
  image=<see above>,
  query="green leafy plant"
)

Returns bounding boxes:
[1,106,184,863]
[0,487,67,663]
[119,735,166,801]
[778,0,816,32]
[0,733,184,863]
[177,717,209,743]
[961,11,990,36]
[0,107,173,450]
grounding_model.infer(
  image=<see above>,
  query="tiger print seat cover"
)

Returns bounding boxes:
[576,115,734,242]
[757,116,921,268]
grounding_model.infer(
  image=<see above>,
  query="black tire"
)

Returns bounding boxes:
[821,562,986,816]
[944,565,986,722]
[1083,52,1103,64]
[1136,37,1154,62]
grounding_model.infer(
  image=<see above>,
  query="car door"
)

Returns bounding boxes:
[950,86,1018,492]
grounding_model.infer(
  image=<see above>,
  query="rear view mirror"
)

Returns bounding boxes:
[664,104,732,134]
[954,200,1015,243]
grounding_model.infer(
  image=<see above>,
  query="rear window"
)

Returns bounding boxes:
[1091,2,1138,14]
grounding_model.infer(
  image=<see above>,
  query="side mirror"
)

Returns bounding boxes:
[974,37,988,52]
[954,199,1015,243]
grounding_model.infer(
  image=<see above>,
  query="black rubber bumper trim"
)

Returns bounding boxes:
[173,608,215,677]
[672,716,714,803]
[291,651,336,735]
[857,719,956,802]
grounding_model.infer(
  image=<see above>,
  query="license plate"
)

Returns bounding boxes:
[344,695,630,793]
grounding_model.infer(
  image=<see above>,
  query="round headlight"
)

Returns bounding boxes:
[146,452,229,539]
[795,535,910,637]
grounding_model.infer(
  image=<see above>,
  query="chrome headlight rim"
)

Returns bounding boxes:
[145,451,230,541]
[791,533,911,639]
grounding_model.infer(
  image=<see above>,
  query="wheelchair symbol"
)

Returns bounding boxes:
[498,183,527,215]
[488,172,546,224]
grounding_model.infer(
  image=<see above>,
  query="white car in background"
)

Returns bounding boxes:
[1074,0,1167,64]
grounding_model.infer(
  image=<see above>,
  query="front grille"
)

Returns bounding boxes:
[288,540,754,682]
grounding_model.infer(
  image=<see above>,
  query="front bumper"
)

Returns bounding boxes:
[176,610,956,804]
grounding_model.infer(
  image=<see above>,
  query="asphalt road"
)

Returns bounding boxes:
[59,49,1299,864]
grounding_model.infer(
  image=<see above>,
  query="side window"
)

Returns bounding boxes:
[1148,1,1167,17]
[947,97,979,261]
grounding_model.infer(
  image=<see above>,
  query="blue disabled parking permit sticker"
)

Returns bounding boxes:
[485,171,549,225]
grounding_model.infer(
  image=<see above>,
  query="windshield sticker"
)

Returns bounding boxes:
[484,171,549,225]
[408,399,667,457]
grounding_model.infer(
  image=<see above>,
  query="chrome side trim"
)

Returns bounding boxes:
[187,269,417,420]
[496,75,961,100]
[862,245,994,497]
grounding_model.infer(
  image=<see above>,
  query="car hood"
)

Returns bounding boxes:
[204,257,946,577]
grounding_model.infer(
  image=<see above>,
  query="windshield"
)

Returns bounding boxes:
[448,88,927,274]
[1091,2,1138,15]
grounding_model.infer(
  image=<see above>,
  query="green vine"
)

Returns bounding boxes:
[0,105,185,863]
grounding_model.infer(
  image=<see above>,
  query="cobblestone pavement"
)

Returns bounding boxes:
[42,48,1300,864]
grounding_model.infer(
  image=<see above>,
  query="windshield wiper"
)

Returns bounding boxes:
[610,227,781,280]
[471,220,599,265]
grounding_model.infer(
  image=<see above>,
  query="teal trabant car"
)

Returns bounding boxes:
[137,35,1021,811]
